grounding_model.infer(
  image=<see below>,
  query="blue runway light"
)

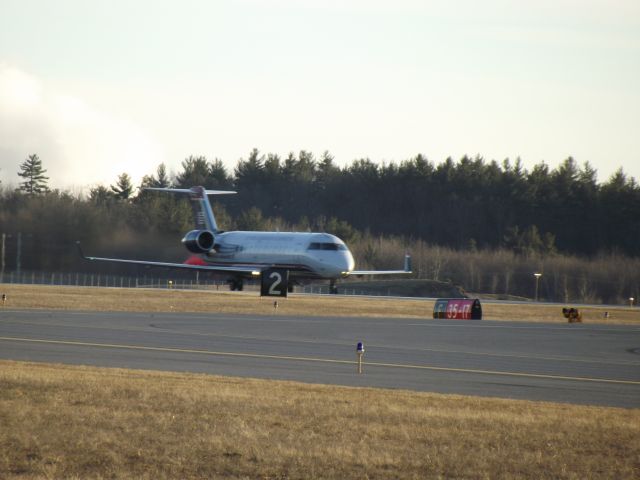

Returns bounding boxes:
[356,342,365,374]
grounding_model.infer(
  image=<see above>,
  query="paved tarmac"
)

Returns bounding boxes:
[0,309,639,408]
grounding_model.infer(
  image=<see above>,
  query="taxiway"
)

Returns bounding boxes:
[0,309,638,407]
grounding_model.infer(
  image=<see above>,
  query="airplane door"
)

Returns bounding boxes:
[261,268,289,297]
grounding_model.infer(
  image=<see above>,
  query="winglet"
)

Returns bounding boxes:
[76,241,87,260]
[404,253,412,273]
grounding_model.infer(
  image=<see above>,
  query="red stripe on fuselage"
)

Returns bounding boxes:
[184,255,208,266]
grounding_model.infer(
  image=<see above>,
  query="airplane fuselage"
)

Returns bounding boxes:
[199,231,355,280]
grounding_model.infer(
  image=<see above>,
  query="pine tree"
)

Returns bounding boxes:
[209,159,233,189]
[154,163,171,188]
[141,163,171,188]
[175,156,210,187]
[18,154,49,194]
[89,185,116,205]
[110,172,134,200]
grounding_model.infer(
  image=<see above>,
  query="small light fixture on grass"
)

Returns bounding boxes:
[533,273,542,302]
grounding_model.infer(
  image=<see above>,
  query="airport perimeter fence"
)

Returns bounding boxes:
[0,270,383,296]
[0,269,227,291]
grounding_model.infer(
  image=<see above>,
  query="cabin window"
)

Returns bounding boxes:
[307,242,347,251]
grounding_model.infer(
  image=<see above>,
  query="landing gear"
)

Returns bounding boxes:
[228,278,244,291]
[329,280,338,295]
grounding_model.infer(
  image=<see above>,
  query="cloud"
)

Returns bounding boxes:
[0,63,163,190]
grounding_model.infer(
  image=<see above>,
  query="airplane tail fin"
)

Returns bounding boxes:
[144,186,236,232]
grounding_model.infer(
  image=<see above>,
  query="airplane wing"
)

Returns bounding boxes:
[76,242,261,276]
[349,254,412,276]
[349,269,410,275]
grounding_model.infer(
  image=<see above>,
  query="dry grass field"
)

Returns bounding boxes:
[1,284,639,478]
[1,283,639,324]
[1,360,638,479]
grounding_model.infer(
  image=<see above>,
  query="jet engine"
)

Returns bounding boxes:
[182,229,215,253]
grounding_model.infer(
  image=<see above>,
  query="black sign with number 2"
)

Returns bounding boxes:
[260,268,289,297]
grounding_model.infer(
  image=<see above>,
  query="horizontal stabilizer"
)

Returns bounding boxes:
[144,187,236,195]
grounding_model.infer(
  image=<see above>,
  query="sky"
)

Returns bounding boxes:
[0,0,639,190]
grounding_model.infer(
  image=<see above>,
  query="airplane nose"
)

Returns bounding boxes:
[341,251,355,275]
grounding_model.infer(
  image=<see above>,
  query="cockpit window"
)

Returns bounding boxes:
[308,242,347,251]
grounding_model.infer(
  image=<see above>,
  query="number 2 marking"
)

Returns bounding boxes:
[269,272,282,295]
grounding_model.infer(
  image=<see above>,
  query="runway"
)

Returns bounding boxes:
[1,309,639,408]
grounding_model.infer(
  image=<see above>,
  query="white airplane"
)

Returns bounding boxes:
[79,186,411,296]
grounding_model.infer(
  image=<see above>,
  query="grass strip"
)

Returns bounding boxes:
[1,284,639,324]
[1,360,638,479]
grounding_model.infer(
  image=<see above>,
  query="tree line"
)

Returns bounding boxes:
[141,150,638,257]
[1,151,639,303]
